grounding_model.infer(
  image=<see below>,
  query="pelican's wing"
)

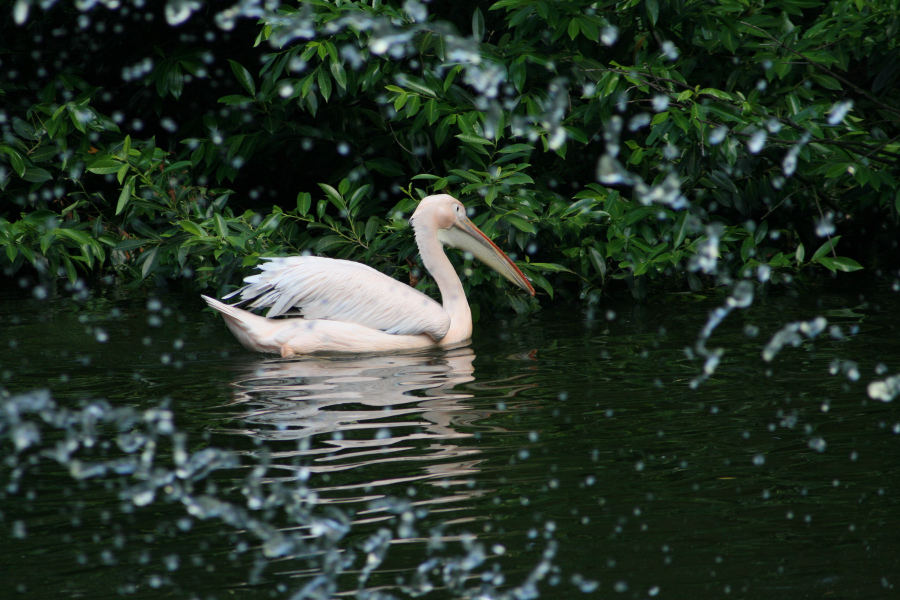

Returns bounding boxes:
[224,256,451,340]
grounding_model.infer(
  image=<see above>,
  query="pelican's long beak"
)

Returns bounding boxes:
[438,215,536,296]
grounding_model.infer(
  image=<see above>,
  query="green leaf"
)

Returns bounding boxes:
[673,212,688,248]
[218,94,254,107]
[329,59,347,91]
[87,157,122,175]
[314,235,345,253]
[472,7,485,41]
[589,246,607,281]
[317,68,332,101]
[811,235,840,262]
[319,183,345,212]
[645,0,659,25]
[364,216,379,241]
[506,214,536,234]
[140,247,159,279]
[1,145,27,177]
[400,77,437,98]
[456,133,492,146]
[116,175,135,215]
[228,59,256,96]
[214,214,229,238]
[179,220,205,237]
[22,167,52,183]
[54,228,92,246]
[819,256,863,272]
[162,160,193,175]
[811,73,842,91]
[795,242,805,264]
[364,158,405,176]
[297,192,312,216]
[529,262,575,274]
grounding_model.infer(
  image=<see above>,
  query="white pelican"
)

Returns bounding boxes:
[202,194,535,356]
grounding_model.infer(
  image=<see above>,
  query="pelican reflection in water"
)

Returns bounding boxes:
[221,348,497,518]
[203,194,534,356]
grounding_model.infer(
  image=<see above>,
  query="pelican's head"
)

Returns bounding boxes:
[410,194,535,296]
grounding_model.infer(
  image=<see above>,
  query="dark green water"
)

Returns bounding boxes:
[2,286,899,599]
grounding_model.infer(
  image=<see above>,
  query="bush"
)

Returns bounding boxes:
[1,0,897,307]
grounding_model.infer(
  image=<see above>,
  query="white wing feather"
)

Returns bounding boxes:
[224,256,451,340]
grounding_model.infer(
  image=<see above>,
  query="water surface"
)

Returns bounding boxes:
[2,286,899,599]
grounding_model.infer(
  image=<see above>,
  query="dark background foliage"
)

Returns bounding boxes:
[2,0,898,311]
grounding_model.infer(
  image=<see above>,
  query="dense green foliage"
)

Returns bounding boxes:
[2,0,898,309]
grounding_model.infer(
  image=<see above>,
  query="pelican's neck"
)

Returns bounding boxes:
[415,225,472,343]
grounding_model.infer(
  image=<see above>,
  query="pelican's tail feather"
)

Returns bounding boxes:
[202,295,285,355]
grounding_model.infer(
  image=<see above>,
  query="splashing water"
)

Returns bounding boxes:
[709,126,728,145]
[782,146,799,176]
[597,155,631,185]
[165,0,202,26]
[815,212,836,237]
[652,95,670,112]
[689,279,755,388]
[689,225,723,275]
[827,100,853,125]
[747,130,767,154]
[867,374,900,402]
[660,40,680,61]
[761,317,828,362]
[600,25,619,46]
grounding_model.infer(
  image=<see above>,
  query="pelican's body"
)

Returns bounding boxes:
[203,194,534,356]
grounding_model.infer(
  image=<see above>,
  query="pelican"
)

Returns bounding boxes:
[202,194,535,356]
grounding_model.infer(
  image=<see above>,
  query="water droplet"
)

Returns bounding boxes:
[572,574,599,593]
[403,0,428,22]
[867,374,900,402]
[601,26,619,46]
[660,40,679,60]
[278,82,294,98]
[160,117,177,132]
[597,155,630,185]
[827,100,853,125]
[652,95,670,112]
[12,422,41,451]
[547,127,567,150]
[12,520,27,539]
[747,130,767,154]
[727,280,754,308]
[629,113,651,131]
[165,0,201,26]
[782,147,798,176]
[752,453,765,466]
[814,212,835,237]
[709,126,728,145]
[808,437,827,452]
[13,0,30,24]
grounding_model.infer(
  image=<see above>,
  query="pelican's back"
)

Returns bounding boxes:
[225,256,451,340]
